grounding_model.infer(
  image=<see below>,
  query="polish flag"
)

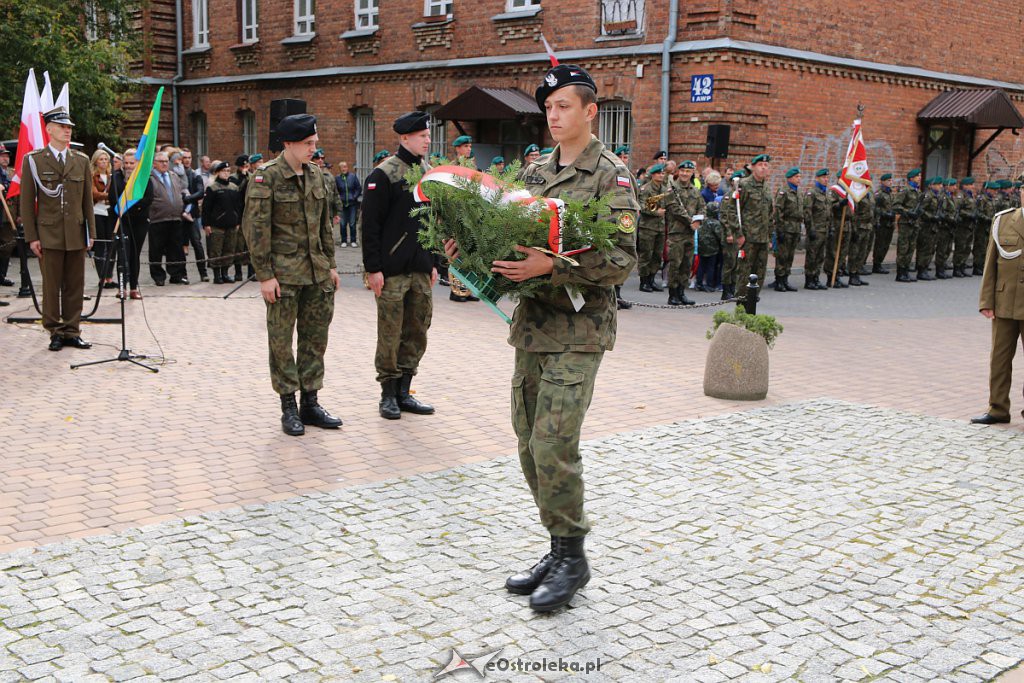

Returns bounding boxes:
[10,69,49,198]
[831,118,871,213]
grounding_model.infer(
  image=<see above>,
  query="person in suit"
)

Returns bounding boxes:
[19,106,96,351]
[148,151,188,285]
[973,187,1024,425]
[107,147,153,300]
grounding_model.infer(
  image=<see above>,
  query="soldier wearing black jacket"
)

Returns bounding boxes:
[180,149,208,281]
[107,148,154,300]
[202,161,243,284]
[361,112,439,420]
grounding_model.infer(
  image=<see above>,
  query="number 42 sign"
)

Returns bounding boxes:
[690,75,713,103]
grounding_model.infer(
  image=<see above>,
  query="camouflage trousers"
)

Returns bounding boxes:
[773,232,799,279]
[737,241,768,303]
[916,222,938,271]
[511,348,603,537]
[953,224,974,268]
[207,227,238,268]
[896,221,920,270]
[805,230,828,278]
[636,228,665,278]
[935,225,955,269]
[234,229,250,268]
[847,228,873,275]
[666,232,694,288]
[721,241,740,288]
[375,272,433,383]
[973,221,989,270]
[266,283,335,395]
[873,220,895,268]
[825,225,850,280]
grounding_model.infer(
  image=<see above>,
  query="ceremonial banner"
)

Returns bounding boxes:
[116,87,164,215]
[10,69,48,198]
[831,118,871,212]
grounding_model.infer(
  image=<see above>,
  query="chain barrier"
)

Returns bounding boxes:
[620,297,744,310]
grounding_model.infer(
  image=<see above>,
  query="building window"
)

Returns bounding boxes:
[506,0,540,10]
[354,108,375,182]
[294,0,315,35]
[597,101,632,155]
[191,112,208,158]
[425,0,452,16]
[425,106,446,158]
[241,0,258,43]
[192,0,210,47]
[356,0,379,29]
[241,110,258,155]
[85,1,99,41]
[601,0,644,35]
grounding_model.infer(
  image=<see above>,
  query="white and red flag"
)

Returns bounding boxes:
[540,34,559,67]
[830,118,871,212]
[10,69,49,198]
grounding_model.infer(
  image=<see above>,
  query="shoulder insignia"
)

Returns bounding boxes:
[253,175,264,183]
[617,212,636,233]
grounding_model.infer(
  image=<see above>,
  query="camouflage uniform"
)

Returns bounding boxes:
[719,191,741,296]
[803,181,831,287]
[873,186,897,271]
[953,188,978,275]
[824,189,850,284]
[665,179,701,289]
[894,182,924,277]
[847,190,875,279]
[241,155,337,395]
[736,174,773,302]
[513,135,638,537]
[637,179,669,281]
[975,188,996,274]
[320,167,343,225]
[771,181,803,285]
[916,187,941,277]
[934,186,957,276]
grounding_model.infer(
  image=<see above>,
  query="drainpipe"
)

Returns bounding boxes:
[659,0,679,153]
[173,0,184,145]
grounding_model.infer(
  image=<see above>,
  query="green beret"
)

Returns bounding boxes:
[945,178,957,186]
[524,144,540,155]
[961,177,975,185]
[1015,181,1023,188]
[1001,179,1013,189]
[814,168,829,178]
[491,156,505,166]
[784,167,800,179]
[880,173,892,181]
[540,147,554,155]
[311,148,324,160]
[730,170,745,180]
[930,176,944,185]
[373,150,391,163]
[680,160,696,169]
[907,168,921,179]
[614,145,629,155]
[751,154,771,164]
[452,135,473,147]
[249,153,263,163]
[649,163,667,174]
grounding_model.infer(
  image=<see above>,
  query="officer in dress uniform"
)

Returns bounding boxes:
[445,64,638,613]
[20,106,96,351]
[240,114,343,436]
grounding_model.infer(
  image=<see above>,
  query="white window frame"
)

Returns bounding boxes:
[294,0,316,36]
[242,111,258,156]
[356,0,379,30]
[506,0,540,11]
[354,109,375,183]
[424,0,452,17]
[85,1,99,41]
[241,0,259,43]
[597,101,633,156]
[600,0,644,36]
[192,0,210,47]
[192,112,208,158]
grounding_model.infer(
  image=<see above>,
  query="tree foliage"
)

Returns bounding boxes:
[0,0,140,146]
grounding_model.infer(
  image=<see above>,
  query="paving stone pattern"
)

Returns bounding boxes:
[3,400,1023,682]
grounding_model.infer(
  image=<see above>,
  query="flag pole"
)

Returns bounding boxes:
[831,205,847,287]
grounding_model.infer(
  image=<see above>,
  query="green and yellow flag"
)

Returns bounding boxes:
[116,87,163,215]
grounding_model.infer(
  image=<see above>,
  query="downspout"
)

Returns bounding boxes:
[659,0,679,153]
[173,0,184,145]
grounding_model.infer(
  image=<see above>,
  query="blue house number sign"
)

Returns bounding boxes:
[691,75,714,103]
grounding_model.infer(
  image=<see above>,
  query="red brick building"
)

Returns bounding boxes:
[133,0,1024,186]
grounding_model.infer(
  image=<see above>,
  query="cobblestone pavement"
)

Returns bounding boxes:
[2,400,1023,682]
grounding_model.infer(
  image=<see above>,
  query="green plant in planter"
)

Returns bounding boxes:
[706,307,784,349]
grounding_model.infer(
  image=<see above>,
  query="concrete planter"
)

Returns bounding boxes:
[703,322,769,401]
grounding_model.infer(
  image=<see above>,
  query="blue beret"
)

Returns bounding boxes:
[393,111,430,135]
[524,144,539,155]
[945,178,957,186]
[452,135,473,147]
[535,64,597,110]
[785,167,800,179]
[277,114,317,143]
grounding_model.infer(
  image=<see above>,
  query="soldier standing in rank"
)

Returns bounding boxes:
[445,64,638,612]
[872,173,896,274]
[636,163,670,292]
[801,169,830,290]
[771,167,803,292]
[914,176,943,281]
[615,145,630,171]
[665,160,701,305]
[824,172,850,288]
[952,177,978,278]
[523,144,541,166]
[719,169,745,300]
[972,182,1024,425]
[975,181,997,276]
[736,154,773,303]
[894,168,924,282]
[20,107,96,351]
[933,178,958,278]
[201,161,242,284]
[448,134,480,303]
[312,148,342,230]
[846,185,874,286]
[241,114,343,436]
[361,112,439,420]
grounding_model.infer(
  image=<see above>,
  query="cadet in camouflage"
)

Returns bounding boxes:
[894,169,924,281]
[240,114,342,437]
[846,188,874,286]
[665,161,701,305]
[914,176,943,280]
[952,177,978,278]
[719,170,745,300]
[736,154,773,305]
[803,169,831,290]
[872,173,896,275]
[771,167,803,291]
[637,163,670,292]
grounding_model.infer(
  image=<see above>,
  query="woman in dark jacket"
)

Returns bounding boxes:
[201,161,243,284]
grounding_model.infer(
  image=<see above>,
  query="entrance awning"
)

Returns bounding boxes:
[917,88,1024,174]
[433,86,542,121]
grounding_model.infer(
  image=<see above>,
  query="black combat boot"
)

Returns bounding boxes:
[528,536,591,612]
[832,277,848,288]
[397,374,435,414]
[638,275,654,293]
[873,263,890,274]
[667,286,683,306]
[505,537,558,595]
[720,286,732,301]
[784,277,798,292]
[213,268,224,285]
[234,264,243,282]
[379,380,401,420]
[222,268,235,283]
[615,285,631,310]
[299,390,343,428]
[280,394,305,436]
[848,273,863,286]
[679,288,695,305]
[952,266,964,278]
[774,279,786,292]
[973,265,983,276]
[917,269,935,281]
[935,267,949,279]
[805,275,814,290]
[649,276,664,292]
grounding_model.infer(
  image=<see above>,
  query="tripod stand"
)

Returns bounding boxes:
[71,218,158,373]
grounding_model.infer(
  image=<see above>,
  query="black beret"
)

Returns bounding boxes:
[534,64,597,111]
[653,151,667,160]
[277,113,317,143]
[235,155,249,167]
[213,161,230,173]
[393,111,431,135]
